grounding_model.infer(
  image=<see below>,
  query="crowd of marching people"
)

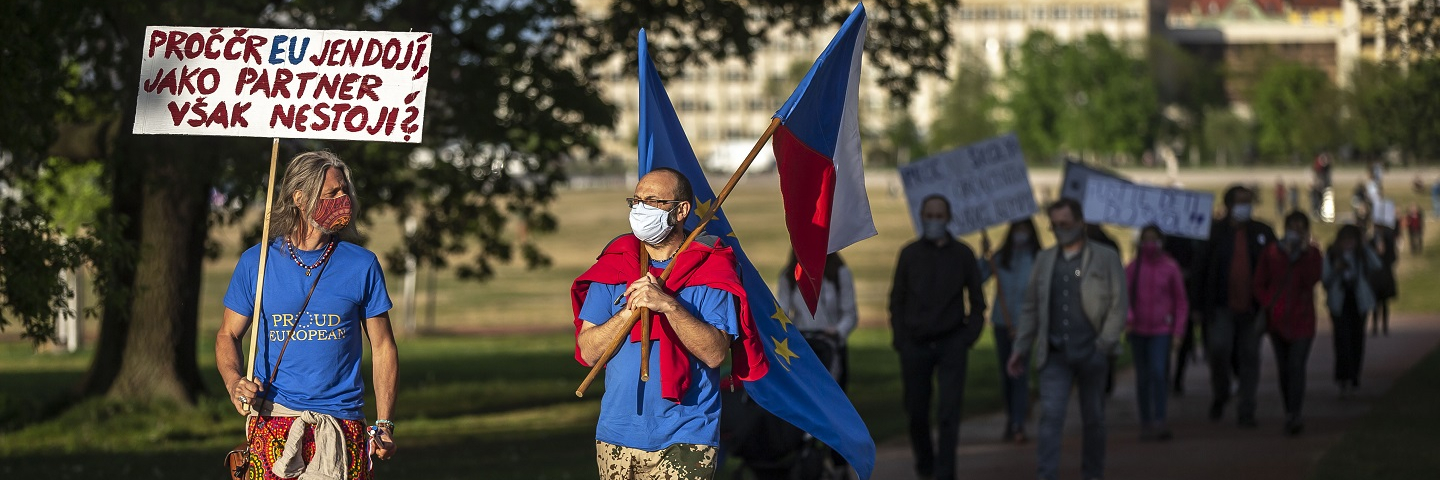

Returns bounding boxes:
[768,164,1417,480]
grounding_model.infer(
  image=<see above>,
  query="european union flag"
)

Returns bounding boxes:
[636,29,877,479]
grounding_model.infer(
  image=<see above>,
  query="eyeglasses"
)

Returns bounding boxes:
[625,197,683,209]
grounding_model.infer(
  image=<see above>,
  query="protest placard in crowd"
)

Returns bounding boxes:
[1082,176,1214,240]
[1060,160,1129,201]
[898,134,1037,236]
[133,27,432,143]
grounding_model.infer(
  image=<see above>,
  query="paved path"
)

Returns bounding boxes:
[871,312,1440,480]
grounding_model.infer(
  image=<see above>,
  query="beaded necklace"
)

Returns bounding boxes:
[285,237,337,276]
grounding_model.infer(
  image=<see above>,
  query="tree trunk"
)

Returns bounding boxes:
[80,141,210,405]
[106,152,210,403]
[77,138,143,398]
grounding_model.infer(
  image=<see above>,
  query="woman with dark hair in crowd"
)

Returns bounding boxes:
[777,251,857,387]
[1125,225,1188,441]
[981,218,1041,444]
[1367,223,1398,336]
[1324,224,1383,395]
[1255,211,1323,436]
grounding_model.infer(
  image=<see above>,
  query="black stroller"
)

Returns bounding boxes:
[719,332,853,480]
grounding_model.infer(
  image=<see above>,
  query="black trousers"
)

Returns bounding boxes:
[1269,335,1313,418]
[896,331,970,480]
[1332,310,1367,385]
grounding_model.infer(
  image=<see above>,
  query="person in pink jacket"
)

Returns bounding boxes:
[1125,225,1189,441]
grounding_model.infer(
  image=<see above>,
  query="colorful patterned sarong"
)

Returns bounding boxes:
[244,415,372,480]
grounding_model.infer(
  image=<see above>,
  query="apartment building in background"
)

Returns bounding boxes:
[582,0,1155,166]
[1345,0,1439,65]
[579,0,1391,164]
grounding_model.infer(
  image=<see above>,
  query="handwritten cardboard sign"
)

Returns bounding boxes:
[1060,160,1129,201]
[898,134,1037,236]
[133,27,431,143]
[1082,176,1214,240]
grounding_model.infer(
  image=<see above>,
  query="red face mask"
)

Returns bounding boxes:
[312,195,352,232]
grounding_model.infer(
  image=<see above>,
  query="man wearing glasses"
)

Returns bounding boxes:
[570,167,760,479]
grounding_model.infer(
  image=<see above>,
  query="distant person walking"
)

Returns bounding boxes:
[1254,211,1323,436]
[889,195,987,480]
[1009,198,1127,480]
[1125,225,1188,441]
[1404,204,1424,254]
[1198,185,1276,428]
[980,218,1041,444]
[1368,224,1398,337]
[1324,224,1383,394]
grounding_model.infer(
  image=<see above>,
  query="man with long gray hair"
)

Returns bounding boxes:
[216,150,399,479]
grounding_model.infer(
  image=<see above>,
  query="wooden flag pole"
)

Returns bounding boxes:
[577,118,782,397]
[242,138,281,414]
[638,247,652,381]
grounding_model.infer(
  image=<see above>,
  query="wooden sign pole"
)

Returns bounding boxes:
[242,138,280,414]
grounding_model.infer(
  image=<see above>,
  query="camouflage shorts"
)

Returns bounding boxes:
[595,440,717,480]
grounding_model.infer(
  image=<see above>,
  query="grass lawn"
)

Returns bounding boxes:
[1,168,1433,479]
[1310,347,1440,480]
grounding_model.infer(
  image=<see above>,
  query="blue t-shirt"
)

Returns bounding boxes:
[578,259,739,451]
[223,238,392,420]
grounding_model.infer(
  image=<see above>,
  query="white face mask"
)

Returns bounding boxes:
[1231,204,1252,222]
[922,219,950,242]
[629,203,676,245]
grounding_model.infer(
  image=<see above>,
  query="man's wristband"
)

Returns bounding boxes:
[375,419,395,432]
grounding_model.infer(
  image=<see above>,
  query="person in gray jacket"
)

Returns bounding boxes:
[1008,198,1127,480]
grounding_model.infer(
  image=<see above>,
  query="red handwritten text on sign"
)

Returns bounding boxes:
[133,27,431,143]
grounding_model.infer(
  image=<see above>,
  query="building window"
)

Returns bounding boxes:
[980,7,998,20]
[1052,6,1069,19]
[1076,6,1093,19]
[1006,8,1024,20]
[1032,6,1047,19]
[1123,8,1142,18]
[678,100,697,112]
[960,7,975,20]
[749,99,767,111]
[1101,6,1118,18]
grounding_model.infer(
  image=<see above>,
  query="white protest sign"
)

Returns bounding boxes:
[1061,160,1128,201]
[898,134,1037,236]
[134,27,432,143]
[1082,176,1214,240]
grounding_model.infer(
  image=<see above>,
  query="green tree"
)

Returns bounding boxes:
[1003,31,1067,161]
[927,52,997,154]
[1004,32,1157,163]
[1251,60,1340,161]
[1,0,962,406]
[1057,34,1157,163]
[1149,37,1228,164]
[1202,107,1254,166]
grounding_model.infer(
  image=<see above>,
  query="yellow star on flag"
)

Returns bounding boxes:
[693,198,716,221]
[771,301,793,332]
[771,336,801,370]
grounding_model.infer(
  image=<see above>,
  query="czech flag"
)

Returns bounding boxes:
[772,4,877,315]
[637,29,877,478]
